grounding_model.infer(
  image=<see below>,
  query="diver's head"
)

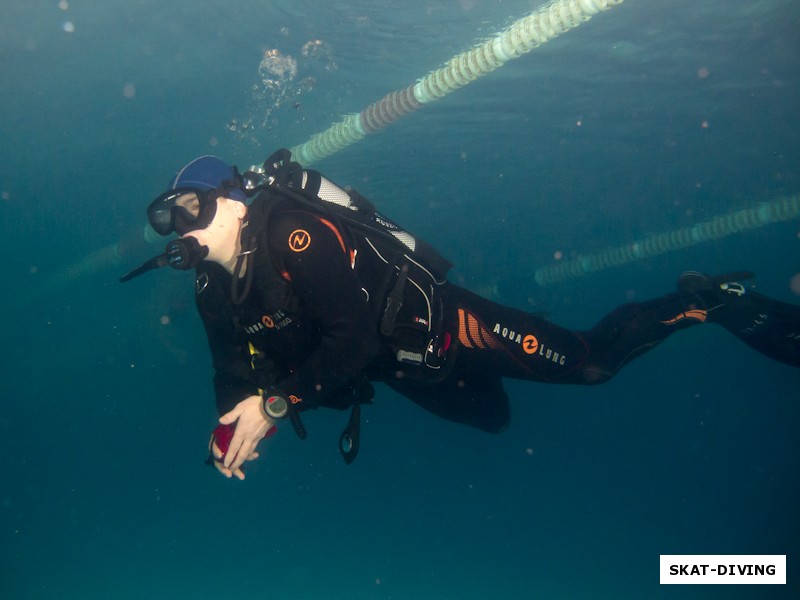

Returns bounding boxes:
[148,156,249,272]
[121,156,251,282]
[147,156,247,237]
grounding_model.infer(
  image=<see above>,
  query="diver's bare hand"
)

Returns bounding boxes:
[208,434,259,480]
[218,395,276,478]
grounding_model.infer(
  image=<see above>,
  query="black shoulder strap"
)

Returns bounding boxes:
[241,194,300,311]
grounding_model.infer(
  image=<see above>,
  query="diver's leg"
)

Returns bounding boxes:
[525,271,800,383]
[444,284,593,383]
[678,271,800,367]
[570,289,713,383]
[443,274,800,387]
[385,361,511,433]
[448,282,716,384]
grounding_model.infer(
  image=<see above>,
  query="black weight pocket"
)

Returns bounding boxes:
[380,257,446,369]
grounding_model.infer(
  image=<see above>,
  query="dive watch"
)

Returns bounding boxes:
[262,394,289,420]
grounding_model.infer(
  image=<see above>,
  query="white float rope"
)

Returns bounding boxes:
[289,0,624,166]
[533,195,800,286]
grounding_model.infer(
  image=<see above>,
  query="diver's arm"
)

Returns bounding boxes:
[267,211,379,409]
[195,263,266,415]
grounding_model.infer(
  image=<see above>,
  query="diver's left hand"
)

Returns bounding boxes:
[218,395,276,477]
[209,431,260,481]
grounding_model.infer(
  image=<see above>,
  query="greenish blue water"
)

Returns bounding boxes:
[1,0,798,598]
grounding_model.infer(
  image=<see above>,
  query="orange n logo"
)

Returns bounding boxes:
[288,229,311,252]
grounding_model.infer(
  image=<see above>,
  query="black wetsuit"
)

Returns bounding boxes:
[196,191,800,436]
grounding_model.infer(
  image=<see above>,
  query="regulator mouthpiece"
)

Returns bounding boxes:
[119,237,209,283]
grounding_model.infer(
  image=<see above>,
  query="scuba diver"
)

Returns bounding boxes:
[121,149,800,480]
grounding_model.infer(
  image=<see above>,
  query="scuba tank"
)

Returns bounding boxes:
[245,149,451,279]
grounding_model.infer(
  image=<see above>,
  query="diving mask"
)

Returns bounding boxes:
[147,187,220,236]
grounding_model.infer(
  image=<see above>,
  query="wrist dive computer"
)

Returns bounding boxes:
[262,394,289,420]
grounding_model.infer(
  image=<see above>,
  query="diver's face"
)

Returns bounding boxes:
[182,196,247,269]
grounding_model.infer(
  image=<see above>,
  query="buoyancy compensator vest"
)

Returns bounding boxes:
[243,149,454,377]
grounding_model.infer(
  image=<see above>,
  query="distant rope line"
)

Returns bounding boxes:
[533,195,800,285]
[288,0,624,165]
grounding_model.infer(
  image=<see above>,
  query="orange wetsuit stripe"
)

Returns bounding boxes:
[660,309,708,324]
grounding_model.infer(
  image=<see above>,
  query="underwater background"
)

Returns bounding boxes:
[1,0,798,598]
